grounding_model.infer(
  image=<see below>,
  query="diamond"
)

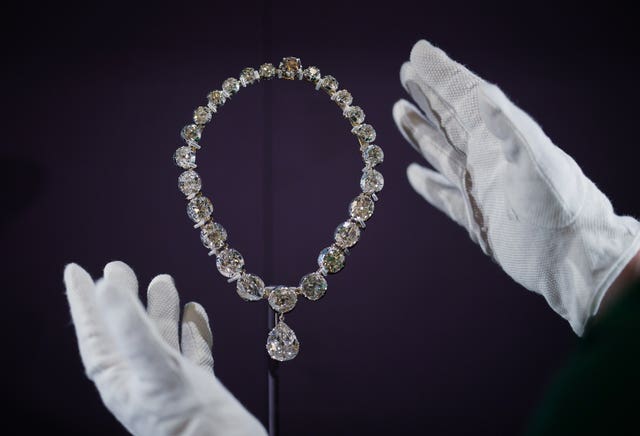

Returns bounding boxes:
[361,169,384,193]
[334,90,353,108]
[178,170,201,197]
[266,321,299,361]
[187,195,213,223]
[352,124,376,143]
[216,248,244,278]
[240,67,258,86]
[279,57,301,80]
[174,146,196,169]
[236,273,265,301]
[318,246,345,274]
[320,75,338,93]
[267,287,298,313]
[300,272,327,301]
[193,106,212,125]
[200,221,227,250]
[222,77,240,95]
[334,221,361,248]
[363,144,384,166]
[349,194,374,222]
[344,106,365,125]
[181,124,201,142]
[303,66,321,83]
[207,90,226,109]
[259,63,276,79]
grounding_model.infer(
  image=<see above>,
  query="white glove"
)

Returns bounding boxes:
[64,261,267,436]
[393,40,640,335]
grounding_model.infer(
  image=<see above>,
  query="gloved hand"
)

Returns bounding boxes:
[394,40,640,335]
[64,261,267,436]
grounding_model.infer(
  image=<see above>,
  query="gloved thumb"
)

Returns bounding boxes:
[407,163,467,229]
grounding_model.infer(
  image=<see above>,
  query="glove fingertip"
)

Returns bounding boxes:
[399,61,413,91]
[103,260,138,295]
[410,39,443,65]
[407,163,431,186]
[64,263,92,288]
[147,274,180,322]
[183,302,213,348]
[147,274,178,299]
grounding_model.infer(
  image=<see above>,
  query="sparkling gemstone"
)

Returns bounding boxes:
[178,170,201,197]
[318,246,345,274]
[259,63,276,79]
[207,90,226,108]
[363,144,384,166]
[352,124,376,143]
[334,221,361,248]
[303,66,321,82]
[344,106,365,125]
[300,272,327,301]
[320,75,339,93]
[187,195,213,223]
[361,169,384,193]
[200,221,227,250]
[279,57,301,79]
[216,248,244,278]
[267,286,298,313]
[349,194,374,221]
[193,106,212,125]
[174,146,196,169]
[222,77,240,95]
[236,273,265,301]
[240,67,258,85]
[334,90,353,107]
[181,124,201,142]
[266,321,299,361]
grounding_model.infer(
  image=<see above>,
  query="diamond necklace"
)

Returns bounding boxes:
[173,57,384,361]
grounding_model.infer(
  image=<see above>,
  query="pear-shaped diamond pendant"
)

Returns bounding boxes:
[266,321,300,361]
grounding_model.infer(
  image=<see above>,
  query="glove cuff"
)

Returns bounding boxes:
[587,216,640,324]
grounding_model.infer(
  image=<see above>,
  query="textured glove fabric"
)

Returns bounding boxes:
[64,261,267,436]
[394,40,640,335]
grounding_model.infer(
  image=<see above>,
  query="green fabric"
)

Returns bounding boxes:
[525,279,640,435]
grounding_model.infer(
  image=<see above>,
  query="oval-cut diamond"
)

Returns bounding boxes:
[279,57,301,80]
[259,63,276,79]
[334,89,353,108]
[303,66,321,83]
[344,106,365,125]
[200,221,227,250]
[300,272,327,301]
[222,77,240,95]
[216,248,244,278]
[320,75,338,93]
[237,273,265,301]
[266,321,299,361]
[193,106,212,125]
[267,287,297,313]
[318,246,345,274]
[349,194,374,222]
[352,124,376,143]
[360,169,384,193]
[363,144,384,166]
[334,221,361,248]
[207,90,226,108]
[174,146,196,169]
[187,195,213,223]
[240,67,258,85]
[181,124,201,142]
[178,170,201,197]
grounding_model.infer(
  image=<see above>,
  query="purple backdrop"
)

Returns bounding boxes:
[2,1,638,434]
